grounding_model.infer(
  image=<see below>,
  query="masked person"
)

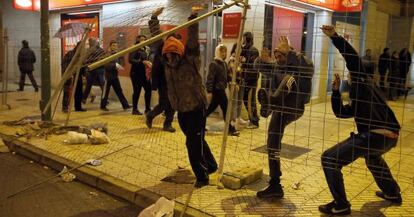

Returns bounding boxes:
[319,25,401,215]
[256,36,314,199]
[159,7,217,187]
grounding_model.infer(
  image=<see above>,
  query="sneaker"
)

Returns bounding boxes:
[101,107,109,111]
[246,122,259,129]
[318,201,351,215]
[236,118,248,126]
[257,183,284,199]
[145,114,153,129]
[229,128,240,137]
[194,179,209,188]
[375,191,402,205]
[163,126,176,133]
[132,110,143,115]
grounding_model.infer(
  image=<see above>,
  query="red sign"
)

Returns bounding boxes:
[295,0,362,12]
[13,0,40,11]
[223,13,242,39]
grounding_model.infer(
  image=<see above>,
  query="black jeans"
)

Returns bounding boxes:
[62,78,72,111]
[379,71,387,91]
[321,132,400,207]
[146,88,174,127]
[206,89,236,131]
[74,74,84,110]
[101,78,129,109]
[131,74,151,111]
[19,70,38,90]
[177,107,217,181]
[243,80,259,126]
[267,111,302,185]
[83,69,104,101]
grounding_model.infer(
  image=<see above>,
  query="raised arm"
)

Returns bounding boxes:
[185,9,200,58]
[321,25,366,78]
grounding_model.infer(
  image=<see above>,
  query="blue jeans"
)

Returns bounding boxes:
[321,132,400,206]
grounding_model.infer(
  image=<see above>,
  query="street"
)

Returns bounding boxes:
[0,152,142,217]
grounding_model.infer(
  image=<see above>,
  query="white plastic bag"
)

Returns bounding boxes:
[138,197,174,217]
[89,129,110,144]
[64,131,88,144]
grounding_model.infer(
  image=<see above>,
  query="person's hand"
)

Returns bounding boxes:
[320,25,336,37]
[240,56,246,63]
[153,7,164,17]
[276,36,290,55]
[332,73,341,91]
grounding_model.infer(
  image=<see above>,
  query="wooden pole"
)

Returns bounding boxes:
[40,0,51,121]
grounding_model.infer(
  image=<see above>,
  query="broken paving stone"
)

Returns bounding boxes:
[221,166,263,190]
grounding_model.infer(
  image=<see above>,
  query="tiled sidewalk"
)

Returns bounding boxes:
[1,91,413,216]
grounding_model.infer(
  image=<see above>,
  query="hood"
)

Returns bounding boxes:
[162,36,185,58]
[243,32,254,47]
[214,44,226,62]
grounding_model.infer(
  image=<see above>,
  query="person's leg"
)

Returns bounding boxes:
[131,75,141,113]
[62,80,72,111]
[144,80,152,112]
[250,86,260,124]
[112,78,129,109]
[363,134,401,199]
[18,71,26,91]
[320,133,370,208]
[178,109,212,186]
[206,91,220,117]
[26,71,38,91]
[74,75,84,111]
[244,82,259,127]
[83,71,96,101]
[100,80,112,109]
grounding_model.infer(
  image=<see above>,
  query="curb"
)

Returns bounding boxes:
[0,133,213,217]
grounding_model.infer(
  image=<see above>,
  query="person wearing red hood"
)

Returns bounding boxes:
[160,8,217,188]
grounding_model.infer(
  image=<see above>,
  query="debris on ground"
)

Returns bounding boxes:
[138,197,174,217]
[43,166,49,170]
[59,166,76,182]
[64,131,89,144]
[291,181,302,190]
[87,159,102,166]
[64,130,110,145]
[89,191,98,196]
[0,139,10,153]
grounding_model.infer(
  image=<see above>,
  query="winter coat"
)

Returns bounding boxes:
[104,51,122,81]
[240,32,259,83]
[162,14,207,113]
[378,52,390,75]
[18,47,36,72]
[129,47,148,81]
[399,50,412,78]
[149,16,167,91]
[206,59,229,93]
[389,56,400,79]
[84,45,106,74]
[330,34,401,133]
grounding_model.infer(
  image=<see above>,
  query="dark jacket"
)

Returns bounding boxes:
[104,51,122,81]
[163,14,207,113]
[399,50,412,78]
[389,56,400,79]
[149,16,167,91]
[240,32,259,83]
[330,34,401,133]
[378,52,390,75]
[84,45,106,73]
[254,57,275,90]
[129,47,148,80]
[18,47,36,72]
[206,59,229,93]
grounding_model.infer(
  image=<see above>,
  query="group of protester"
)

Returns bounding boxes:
[15,7,410,215]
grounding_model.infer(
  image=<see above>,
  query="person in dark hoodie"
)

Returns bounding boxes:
[144,7,176,133]
[161,7,217,188]
[388,51,400,101]
[253,47,274,117]
[256,36,314,199]
[398,48,411,97]
[17,40,38,92]
[319,25,402,215]
[100,40,130,111]
[378,48,390,91]
[129,35,152,115]
[205,44,239,136]
[82,38,106,104]
[240,32,260,128]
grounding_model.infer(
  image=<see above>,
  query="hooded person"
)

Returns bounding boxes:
[318,25,401,215]
[144,7,176,133]
[205,44,239,136]
[17,40,39,92]
[161,8,217,188]
[256,36,314,200]
[240,32,260,128]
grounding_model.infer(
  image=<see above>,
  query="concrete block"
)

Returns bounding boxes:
[221,166,263,190]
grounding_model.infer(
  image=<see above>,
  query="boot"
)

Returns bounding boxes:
[257,183,284,199]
